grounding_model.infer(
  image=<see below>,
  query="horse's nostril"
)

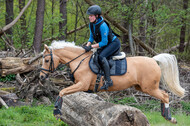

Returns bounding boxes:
[40,75,44,80]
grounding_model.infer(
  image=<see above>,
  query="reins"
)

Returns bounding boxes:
[62,51,87,66]
[41,49,91,79]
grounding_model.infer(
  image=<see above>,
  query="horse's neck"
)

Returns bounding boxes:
[53,47,85,64]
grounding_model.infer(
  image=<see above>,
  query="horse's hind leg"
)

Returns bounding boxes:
[146,88,177,124]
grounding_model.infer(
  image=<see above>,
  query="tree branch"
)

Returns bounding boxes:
[0,0,33,37]
[0,97,9,109]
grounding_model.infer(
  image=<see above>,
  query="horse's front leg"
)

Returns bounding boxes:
[54,81,90,119]
[59,81,90,97]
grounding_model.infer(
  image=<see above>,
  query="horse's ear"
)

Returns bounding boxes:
[44,44,50,53]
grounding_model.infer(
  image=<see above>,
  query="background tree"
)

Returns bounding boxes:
[5,0,14,50]
[138,0,147,55]
[179,0,188,52]
[59,0,67,40]
[19,0,27,46]
[33,0,45,54]
[148,1,157,49]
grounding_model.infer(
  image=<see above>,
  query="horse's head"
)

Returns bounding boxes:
[40,44,59,80]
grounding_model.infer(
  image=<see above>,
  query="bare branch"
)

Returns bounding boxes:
[0,0,33,36]
[0,97,9,109]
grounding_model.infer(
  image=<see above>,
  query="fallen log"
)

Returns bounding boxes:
[0,57,41,76]
[0,92,28,107]
[59,92,150,126]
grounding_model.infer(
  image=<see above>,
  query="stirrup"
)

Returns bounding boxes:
[100,80,113,90]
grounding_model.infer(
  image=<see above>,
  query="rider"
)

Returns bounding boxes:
[83,5,121,90]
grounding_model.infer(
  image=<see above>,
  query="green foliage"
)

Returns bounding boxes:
[0,0,189,60]
[0,74,16,82]
[181,101,190,113]
[175,49,190,62]
[0,105,67,126]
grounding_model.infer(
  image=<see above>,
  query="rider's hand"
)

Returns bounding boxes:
[83,45,92,52]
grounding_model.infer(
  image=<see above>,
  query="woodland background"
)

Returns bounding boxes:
[0,0,190,125]
[0,0,189,58]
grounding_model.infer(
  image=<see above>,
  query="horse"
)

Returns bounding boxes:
[40,40,185,124]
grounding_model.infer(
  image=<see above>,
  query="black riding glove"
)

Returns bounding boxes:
[83,45,92,52]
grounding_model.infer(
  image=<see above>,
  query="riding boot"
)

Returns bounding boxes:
[100,57,113,90]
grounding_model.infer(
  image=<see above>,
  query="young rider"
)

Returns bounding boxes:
[83,5,121,90]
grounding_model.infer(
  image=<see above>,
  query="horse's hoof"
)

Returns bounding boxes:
[170,117,177,124]
[100,84,108,90]
[53,108,62,120]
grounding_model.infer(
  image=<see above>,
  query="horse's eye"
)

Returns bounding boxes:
[45,60,49,63]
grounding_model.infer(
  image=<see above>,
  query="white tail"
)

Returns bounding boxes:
[153,53,185,97]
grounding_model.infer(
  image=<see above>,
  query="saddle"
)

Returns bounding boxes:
[89,49,127,76]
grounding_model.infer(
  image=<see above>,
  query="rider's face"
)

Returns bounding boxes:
[89,15,96,23]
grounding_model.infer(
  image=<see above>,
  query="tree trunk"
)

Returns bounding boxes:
[5,0,14,49]
[19,0,27,45]
[59,92,150,126]
[51,0,54,36]
[74,0,79,43]
[59,0,67,40]
[128,22,135,55]
[179,0,188,52]
[138,0,147,55]
[121,0,130,53]
[148,2,156,49]
[33,0,45,54]
[121,20,130,53]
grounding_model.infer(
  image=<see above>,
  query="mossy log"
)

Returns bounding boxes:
[59,92,150,126]
[0,57,41,76]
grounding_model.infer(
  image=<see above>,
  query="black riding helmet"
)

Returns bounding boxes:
[86,5,101,15]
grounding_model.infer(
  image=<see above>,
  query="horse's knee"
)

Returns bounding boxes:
[79,82,90,91]
[135,85,142,92]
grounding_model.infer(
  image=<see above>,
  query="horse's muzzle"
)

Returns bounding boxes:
[40,74,48,81]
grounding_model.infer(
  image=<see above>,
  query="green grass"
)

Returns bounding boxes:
[0,100,190,126]
[0,105,66,126]
[144,111,190,126]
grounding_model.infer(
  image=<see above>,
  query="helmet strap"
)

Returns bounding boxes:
[93,15,100,24]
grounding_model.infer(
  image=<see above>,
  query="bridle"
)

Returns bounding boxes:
[40,48,90,79]
[40,49,55,78]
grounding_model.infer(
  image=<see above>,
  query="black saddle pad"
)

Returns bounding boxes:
[89,55,127,76]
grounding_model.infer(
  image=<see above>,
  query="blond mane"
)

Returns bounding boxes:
[49,40,82,49]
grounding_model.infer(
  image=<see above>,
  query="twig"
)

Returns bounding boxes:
[132,93,140,105]
[20,49,33,58]
[0,36,15,52]
[0,97,8,109]
[27,53,43,65]
[16,73,26,86]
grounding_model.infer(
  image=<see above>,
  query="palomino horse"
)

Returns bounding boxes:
[40,41,185,124]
